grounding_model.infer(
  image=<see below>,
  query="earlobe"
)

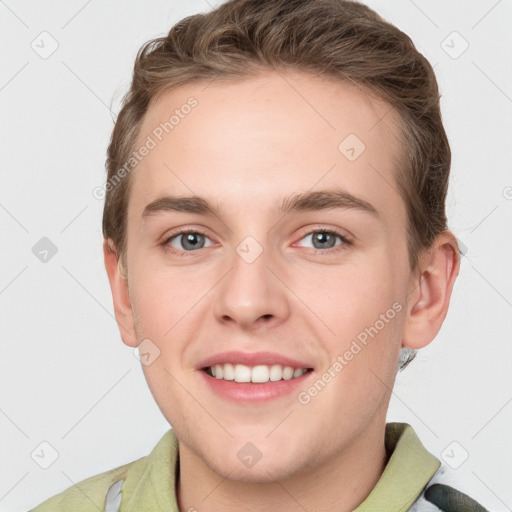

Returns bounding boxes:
[402,232,460,350]
[103,239,138,348]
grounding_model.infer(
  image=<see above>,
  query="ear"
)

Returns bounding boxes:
[103,239,138,348]
[402,231,460,350]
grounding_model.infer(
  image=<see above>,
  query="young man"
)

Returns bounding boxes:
[30,0,488,510]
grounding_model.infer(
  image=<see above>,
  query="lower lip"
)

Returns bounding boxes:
[199,369,314,404]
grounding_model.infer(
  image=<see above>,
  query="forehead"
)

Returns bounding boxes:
[129,70,404,222]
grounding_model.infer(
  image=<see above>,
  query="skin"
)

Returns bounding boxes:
[104,69,459,511]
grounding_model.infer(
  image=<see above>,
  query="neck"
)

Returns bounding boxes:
[176,420,388,512]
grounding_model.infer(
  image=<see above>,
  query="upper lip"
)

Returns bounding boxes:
[196,351,314,370]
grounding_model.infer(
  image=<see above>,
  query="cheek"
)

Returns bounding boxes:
[307,258,404,393]
[128,263,215,382]
[313,261,400,337]
[129,262,203,335]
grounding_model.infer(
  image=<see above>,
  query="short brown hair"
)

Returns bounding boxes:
[103,0,453,369]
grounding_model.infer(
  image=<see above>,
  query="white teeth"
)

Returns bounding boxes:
[251,365,269,383]
[282,366,294,380]
[234,364,251,383]
[207,363,308,383]
[269,364,283,382]
[223,363,235,380]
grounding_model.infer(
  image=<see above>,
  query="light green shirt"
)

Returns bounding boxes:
[29,422,440,512]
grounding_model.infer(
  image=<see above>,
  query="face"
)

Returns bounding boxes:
[122,70,413,481]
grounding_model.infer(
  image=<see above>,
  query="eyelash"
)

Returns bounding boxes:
[161,226,352,257]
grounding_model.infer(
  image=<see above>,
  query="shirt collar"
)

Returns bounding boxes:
[121,429,179,512]
[121,422,439,511]
[354,422,440,512]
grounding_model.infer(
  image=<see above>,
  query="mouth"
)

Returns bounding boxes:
[196,351,315,403]
[202,363,314,383]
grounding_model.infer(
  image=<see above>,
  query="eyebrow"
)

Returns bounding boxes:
[141,188,379,220]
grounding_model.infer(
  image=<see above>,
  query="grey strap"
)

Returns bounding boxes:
[104,479,124,512]
[424,484,489,512]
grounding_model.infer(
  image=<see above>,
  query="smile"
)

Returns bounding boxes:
[204,363,312,383]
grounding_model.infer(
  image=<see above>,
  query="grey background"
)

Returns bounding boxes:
[1,0,511,510]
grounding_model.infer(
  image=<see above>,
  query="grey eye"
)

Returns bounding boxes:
[170,232,212,251]
[300,231,342,250]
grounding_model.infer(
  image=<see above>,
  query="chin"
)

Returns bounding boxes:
[211,456,304,484]
[203,441,317,483]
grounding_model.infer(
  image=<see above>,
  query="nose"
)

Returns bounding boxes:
[212,238,291,331]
